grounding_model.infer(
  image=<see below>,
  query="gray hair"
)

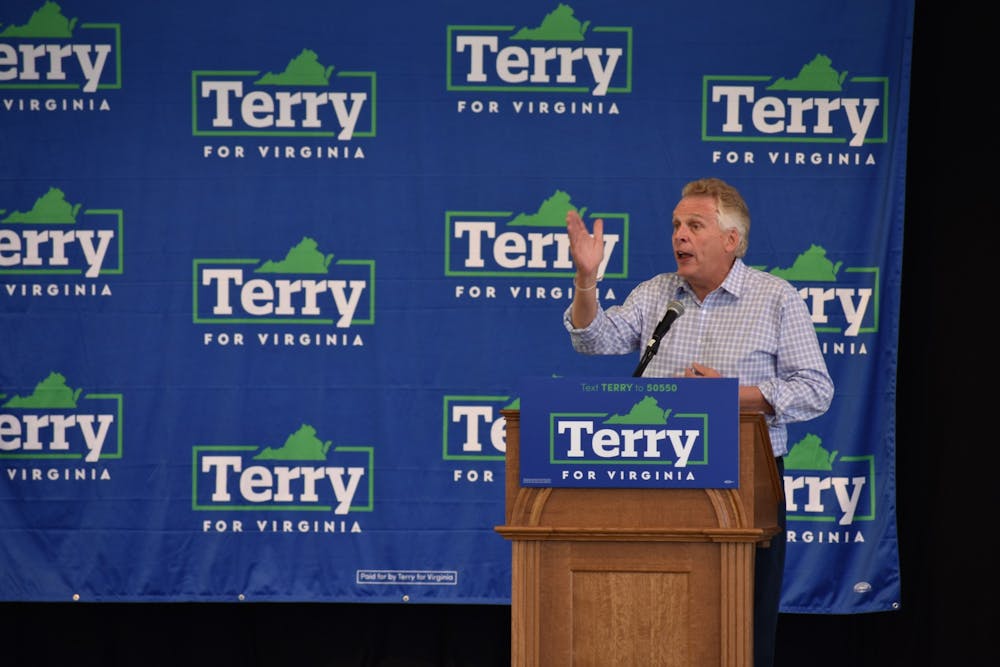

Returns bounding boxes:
[681,177,750,258]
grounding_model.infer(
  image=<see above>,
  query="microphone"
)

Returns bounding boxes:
[646,300,685,354]
[633,300,684,377]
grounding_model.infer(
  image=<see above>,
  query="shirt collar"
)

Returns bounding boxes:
[679,258,747,302]
[718,258,748,298]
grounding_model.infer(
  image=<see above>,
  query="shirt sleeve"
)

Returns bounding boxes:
[563,280,658,356]
[757,286,834,426]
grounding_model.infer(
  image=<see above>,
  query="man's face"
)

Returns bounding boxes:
[671,194,739,292]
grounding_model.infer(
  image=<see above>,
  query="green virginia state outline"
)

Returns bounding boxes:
[0,1,77,38]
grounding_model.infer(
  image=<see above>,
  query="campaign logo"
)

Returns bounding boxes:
[194,236,374,348]
[194,48,374,160]
[1,186,122,298]
[704,54,886,168]
[446,189,627,302]
[447,3,631,116]
[442,394,512,484]
[0,371,120,480]
[784,433,873,543]
[520,388,738,489]
[0,1,121,112]
[193,423,371,533]
[761,244,876,352]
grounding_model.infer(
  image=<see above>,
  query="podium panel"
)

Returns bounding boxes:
[497,410,779,667]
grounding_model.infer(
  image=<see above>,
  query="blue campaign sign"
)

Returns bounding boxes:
[518,377,739,489]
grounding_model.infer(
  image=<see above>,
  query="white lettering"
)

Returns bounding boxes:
[454,36,620,96]
[711,85,879,146]
[0,43,111,93]
[200,81,367,139]
[200,455,365,514]
[200,268,365,327]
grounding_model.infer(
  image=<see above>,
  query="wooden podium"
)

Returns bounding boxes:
[495,409,782,667]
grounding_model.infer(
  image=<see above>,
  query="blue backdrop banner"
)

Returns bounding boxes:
[0,0,912,614]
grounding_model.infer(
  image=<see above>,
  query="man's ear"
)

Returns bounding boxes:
[724,228,740,253]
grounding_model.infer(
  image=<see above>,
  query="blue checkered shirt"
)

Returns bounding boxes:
[563,259,834,456]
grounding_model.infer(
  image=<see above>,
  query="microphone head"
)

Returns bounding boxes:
[667,300,685,316]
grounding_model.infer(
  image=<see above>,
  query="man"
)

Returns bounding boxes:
[563,177,834,666]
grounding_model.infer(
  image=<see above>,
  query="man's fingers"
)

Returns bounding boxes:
[567,212,605,257]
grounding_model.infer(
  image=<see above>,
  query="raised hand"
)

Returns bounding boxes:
[565,209,604,281]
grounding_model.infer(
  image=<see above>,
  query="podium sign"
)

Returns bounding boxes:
[518,376,739,489]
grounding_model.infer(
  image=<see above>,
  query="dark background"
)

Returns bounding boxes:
[7,3,980,665]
